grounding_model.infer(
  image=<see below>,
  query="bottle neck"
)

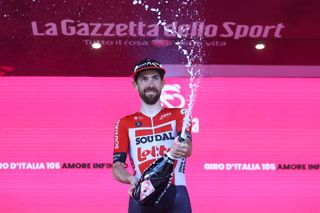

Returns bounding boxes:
[165,152,176,162]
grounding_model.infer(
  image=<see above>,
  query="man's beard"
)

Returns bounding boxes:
[139,87,161,105]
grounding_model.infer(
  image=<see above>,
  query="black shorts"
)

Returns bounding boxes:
[128,185,192,213]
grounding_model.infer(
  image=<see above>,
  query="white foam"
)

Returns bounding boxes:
[133,0,203,138]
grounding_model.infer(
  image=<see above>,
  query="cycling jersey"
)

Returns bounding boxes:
[113,107,190,186]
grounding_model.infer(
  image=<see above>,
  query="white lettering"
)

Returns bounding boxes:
[226,163,261,171]
[234,25,249,39]
[0,162,9,169]
[77,23,90,36]
[116,23,128,36]
[204,163,224,170]
[128,21,137,36]
[249,25,264,38]
[31,21,45,36]
[10,162,17,169]
[221,22,285,39]
[137,21,146,36]
[45,23,58,35]
[90,23,102,36]
[114,120,120,149]
[220,21,235,38]
[61,19,76,36]
[146,24,158,37]
[103,23,115,36]
[31,21,57,36]
[30,20,285,39]
[204,24,218,37]
[274,23,285,38]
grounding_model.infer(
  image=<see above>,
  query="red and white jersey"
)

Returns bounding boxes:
[113,108,190,186]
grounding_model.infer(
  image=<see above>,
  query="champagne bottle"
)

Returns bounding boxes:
[132,136,185,207]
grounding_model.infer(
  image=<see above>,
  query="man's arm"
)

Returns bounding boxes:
[113,118,137,194]
[112,161,137,195]
[112,161,134,183]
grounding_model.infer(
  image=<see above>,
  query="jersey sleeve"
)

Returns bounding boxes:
[113,118,129,163]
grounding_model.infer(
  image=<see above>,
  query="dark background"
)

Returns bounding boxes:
[0,0,319,77]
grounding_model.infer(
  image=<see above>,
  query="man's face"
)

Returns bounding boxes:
[134,70,164,105]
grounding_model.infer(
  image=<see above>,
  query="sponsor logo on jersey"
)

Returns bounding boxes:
[114,120,120,149]
[134,116,144,120]
[159,112,172,120]
[137,145,169,162]
[136,132,175,145]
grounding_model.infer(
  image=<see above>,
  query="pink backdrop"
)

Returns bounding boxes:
[1,77,320,212]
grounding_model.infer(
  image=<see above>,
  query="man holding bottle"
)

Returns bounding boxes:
[112,59,192,213]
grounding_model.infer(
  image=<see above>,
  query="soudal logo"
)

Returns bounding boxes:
[114,120,120,149]
[136,132,175,145]
[138,145,169,162]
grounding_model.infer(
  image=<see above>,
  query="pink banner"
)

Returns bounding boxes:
[1,77,320,212]
[1,1,320,76]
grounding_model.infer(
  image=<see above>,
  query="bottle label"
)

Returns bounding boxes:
[140,179,155,201]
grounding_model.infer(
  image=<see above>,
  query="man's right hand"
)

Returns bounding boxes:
[128,176,138,196]
[168,136,192,158]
